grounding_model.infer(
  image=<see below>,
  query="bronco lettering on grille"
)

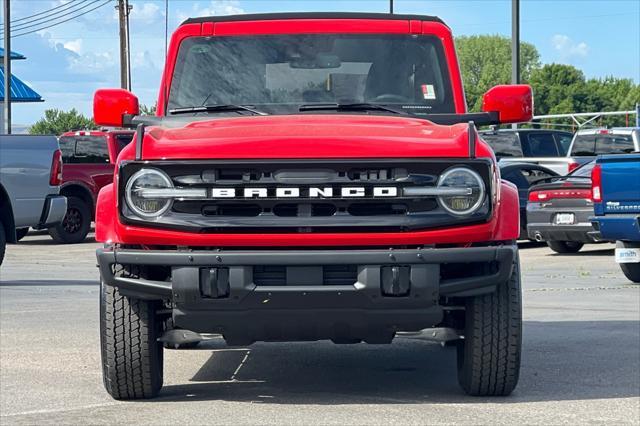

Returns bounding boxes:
[209,186,399,199]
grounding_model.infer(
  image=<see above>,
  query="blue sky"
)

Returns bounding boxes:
[5,0,640,125]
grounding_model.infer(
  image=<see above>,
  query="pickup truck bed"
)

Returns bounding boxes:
[591,153,640,282]
[0,135,67,264]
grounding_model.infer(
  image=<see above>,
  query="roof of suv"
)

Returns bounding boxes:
[183,12,445,26]
[574,127,639,135]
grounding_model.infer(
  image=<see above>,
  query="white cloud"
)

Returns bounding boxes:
[62,39,83,54]
[177,0,245,22]
[552,34,589,59]
[67,51,117,75]
[130,2,162,24]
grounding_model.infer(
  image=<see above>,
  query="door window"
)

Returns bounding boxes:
[114,134,134,155]
[522,133,559,157]
[58,136,109,164]
[554,133,573,155]
[481,132,523,157]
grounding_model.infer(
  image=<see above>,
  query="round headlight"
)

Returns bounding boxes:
[125,168,173,218]
[437,167,485,215]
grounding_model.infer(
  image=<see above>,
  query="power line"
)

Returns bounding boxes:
[3,0,80,24]
[0,0,112,40]
[3,0,105,33]
[2,0,86,29]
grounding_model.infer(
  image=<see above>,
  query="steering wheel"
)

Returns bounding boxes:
[370,94,412,103]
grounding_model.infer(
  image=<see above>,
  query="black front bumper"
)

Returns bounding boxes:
[97,245,516,344]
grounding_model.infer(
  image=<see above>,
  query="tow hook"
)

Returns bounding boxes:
[158,329,203,348]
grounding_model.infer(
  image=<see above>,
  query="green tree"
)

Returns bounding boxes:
[455,35,540,111]
[139,103,157,115]
[29,108,97,135]
[528,64,587,116]
[529,64,640,127]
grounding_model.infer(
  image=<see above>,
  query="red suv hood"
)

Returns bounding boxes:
[138,114,492,160]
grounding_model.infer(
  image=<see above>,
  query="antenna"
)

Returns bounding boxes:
[389,0,394,14]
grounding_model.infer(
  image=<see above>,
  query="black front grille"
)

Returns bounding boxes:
[119,159,492,233]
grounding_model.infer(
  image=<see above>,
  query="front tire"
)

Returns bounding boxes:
[0,221,5,266]
[49,196,91,244]
[100,279,164,400]
[456,255,522,396]
[620,263,640,283]
[15,228,28,242]
[547,240,583,254]
[618,241,640,283]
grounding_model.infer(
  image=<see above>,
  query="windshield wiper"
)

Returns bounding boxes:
[169,104,268,116]
[298,102,409,115]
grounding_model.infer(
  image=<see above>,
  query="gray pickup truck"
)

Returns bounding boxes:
[0,135,67,265]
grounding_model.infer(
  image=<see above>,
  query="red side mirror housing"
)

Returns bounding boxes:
[481,85,533,124]
[93,89,140,128]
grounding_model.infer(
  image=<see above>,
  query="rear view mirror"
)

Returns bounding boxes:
[482,85,533,124]
[93,89,140,128]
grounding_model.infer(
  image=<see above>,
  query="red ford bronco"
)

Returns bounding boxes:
[93,13,532,399]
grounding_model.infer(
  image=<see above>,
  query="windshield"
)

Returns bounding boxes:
[570,160,595,177]
[168,34,455,115]
[571,133,635,156]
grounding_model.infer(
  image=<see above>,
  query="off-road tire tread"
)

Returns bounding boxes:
[100,271,163,400]
[457,256,522,396]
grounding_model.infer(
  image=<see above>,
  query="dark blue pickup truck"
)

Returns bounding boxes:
[590,153,640,283]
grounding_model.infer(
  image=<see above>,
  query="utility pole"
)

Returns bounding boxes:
[511,0,520,129]
[389,0,394,14]
[164,0,168,63]
[3,0,11,134]
[116,0,132,90]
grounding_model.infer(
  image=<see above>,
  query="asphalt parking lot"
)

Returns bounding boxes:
[0,233,639,425]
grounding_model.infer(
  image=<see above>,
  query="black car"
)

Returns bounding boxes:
[499,163,558,239]
[526,161,600,253]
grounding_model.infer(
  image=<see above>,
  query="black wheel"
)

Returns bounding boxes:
[15,228,28,242]
[617,242,640,283]
[456,254,522,396]
[48,196,91,244]
[100,278,164,400]
[620,263,640,283]
[547,240,583,254]
[0,220,5,266]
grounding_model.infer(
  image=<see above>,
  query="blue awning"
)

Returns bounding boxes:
[0,48,26,60]
[0,67,43,102]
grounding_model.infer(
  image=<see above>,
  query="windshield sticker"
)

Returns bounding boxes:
[421,84,436,100]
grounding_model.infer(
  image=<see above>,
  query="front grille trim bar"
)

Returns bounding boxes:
[119,159,493,233]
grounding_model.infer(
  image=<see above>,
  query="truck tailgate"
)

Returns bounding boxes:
[599,154,640,214]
